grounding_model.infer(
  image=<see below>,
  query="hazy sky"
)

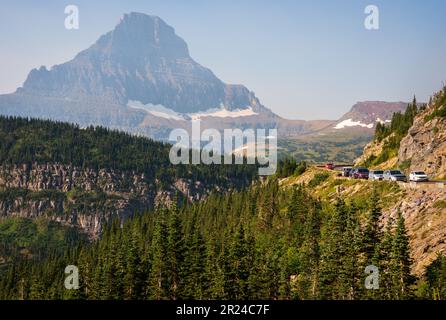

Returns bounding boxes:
[1,0,445,120]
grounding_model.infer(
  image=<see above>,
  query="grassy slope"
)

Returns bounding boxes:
[280,166,446,276]
[280,166,403,210]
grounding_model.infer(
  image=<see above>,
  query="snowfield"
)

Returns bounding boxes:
[188,107,258,120]
[334,118,374,129]
[128,101,258,121]
[127,101,185,121]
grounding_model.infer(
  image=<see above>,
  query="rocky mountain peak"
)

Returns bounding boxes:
[96,12,190,60]
[15,12,266,115]
[331,101,408,131]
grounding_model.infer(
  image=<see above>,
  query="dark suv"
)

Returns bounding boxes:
[352,168,369,179]
[342,167,353,177]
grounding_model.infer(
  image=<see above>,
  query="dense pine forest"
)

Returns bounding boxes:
[2,179,443,300]
[0,116,258,188]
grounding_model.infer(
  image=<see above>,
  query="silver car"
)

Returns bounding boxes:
[383,170,407,182]
[369,170,384,181]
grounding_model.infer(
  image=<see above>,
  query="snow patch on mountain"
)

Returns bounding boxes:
[376,117,392,124]
[189,107,258,120]
[128,101,185,121]
[128,101,258,121]
[334,119,374,129]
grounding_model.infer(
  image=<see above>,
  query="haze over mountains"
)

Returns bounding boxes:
[0,12,407,142]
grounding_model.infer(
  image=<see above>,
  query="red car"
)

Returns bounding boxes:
[352,168,370,179]
[325,163,334,170]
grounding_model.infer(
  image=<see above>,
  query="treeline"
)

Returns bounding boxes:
[374,97,420,143]
[425,85,446,121]
[0,181,424,300]
[364,98,423,167]
[0,116,258,189]
[276,158,307,178]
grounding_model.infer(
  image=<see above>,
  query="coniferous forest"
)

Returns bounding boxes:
[0,116,444,300]
[0,116,258,188]
[0,181,426,300]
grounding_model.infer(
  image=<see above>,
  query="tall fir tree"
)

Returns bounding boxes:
[390,210,414,299]
[318,197,348,299]
[166,198,184,299]
[146,209,170,300]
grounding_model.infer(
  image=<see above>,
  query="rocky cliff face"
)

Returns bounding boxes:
[0,163,216,237]
[398,89,446,178]
[382,185,446,275]
[353,86,446,275]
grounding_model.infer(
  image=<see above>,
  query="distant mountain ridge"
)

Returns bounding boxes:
[329,101,408,132]
[0,12,411,144]
[18,12,267,115]
[0,12,282,139]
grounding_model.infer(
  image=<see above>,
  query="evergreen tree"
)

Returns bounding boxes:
[338,203,361,300]
[146,209,170,300]
[123,228,144,299]
[225,225,251,299]
[182,222,207,299]
[390,210,414,299]
[258,181,278,230]
[362,188,383,262]
[295,198,321,299]
[166,198,184,299]
[318,198,348,299]
[205,236,226,299]
[286,186,307,246]
[372,218,394,300]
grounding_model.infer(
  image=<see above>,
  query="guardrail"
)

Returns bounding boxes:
[398,181,446,190]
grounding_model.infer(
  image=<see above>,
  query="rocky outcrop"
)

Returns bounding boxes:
[0,163,152,194]
[358,86,446,275]
[354,133,398,168]
[382,186,446,275]
[0,163,216,237]
[398,101,446,178]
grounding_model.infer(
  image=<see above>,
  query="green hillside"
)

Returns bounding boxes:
[362,98,422,167]
[0,116,258,188]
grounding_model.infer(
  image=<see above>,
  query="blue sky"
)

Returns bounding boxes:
[1,0,445,120]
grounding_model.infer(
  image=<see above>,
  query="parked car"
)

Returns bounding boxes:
[369,170,384,181]
[383,170,407,182]
[352,168,369,179]
[409,171,429,182]
[326,162,335,170]
[342,167,353,177]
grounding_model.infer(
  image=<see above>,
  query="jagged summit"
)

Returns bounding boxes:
[16,12,263,114]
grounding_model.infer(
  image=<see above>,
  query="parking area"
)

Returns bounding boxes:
[321,163,446,186]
